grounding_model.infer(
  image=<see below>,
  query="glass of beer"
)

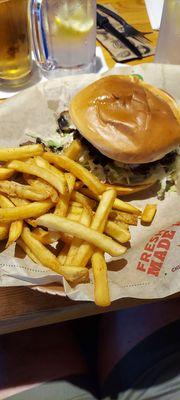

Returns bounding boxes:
[30,0,96,76]
[0,0,32,85]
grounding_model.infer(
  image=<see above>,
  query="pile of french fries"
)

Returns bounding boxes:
[0,140,157,307]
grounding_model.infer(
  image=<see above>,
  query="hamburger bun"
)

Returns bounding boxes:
[69,75,180,164]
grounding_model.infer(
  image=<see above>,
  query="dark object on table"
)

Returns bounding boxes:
[97,3,152,43]
[96,3,154,62]
[97,13,142,59]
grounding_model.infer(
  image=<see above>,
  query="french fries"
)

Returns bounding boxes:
[36,214,127,257]
[79,187,141,214]
[32,227,61,244]
[71,191,97,210]
[0,144,43,161]
[6,220,23,248]
[26,178,59,203]
[91,251,110,307]
[65,208,92,265]
[105,220,131,243]
[105,182,156,195]
[64,139,83,160]
[43,152,106,195]
[0,194,23,247]
[55,173,76,217]
[0,200,53,222]
[109,210,138,226]
[7,160,67,195]
[0,224,10,240]
[141,204,157,224]
[17,238,40,264]
[0,143,158,305]
[21,226,88,282]
[0,181,49,201]
[73,190,118,268]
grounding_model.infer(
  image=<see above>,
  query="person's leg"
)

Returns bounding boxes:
[0,320,97,400]
[98,298,180,400]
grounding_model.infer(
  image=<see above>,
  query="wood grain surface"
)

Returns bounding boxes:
[0,0,166,335]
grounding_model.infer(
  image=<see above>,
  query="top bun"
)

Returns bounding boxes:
[69,75,180,164]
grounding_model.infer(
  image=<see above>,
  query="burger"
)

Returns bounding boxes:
[36,75,180,199]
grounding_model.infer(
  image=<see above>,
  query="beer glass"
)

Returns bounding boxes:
[0,0,32,85]
[30,0,97,75]
[154,0,180,64]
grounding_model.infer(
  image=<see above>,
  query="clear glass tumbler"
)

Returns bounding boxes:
[154,0,180,64]
[30,0,97,75]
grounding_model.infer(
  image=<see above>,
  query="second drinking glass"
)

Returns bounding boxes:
[30,0,97,75]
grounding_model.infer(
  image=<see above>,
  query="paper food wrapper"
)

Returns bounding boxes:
[0,63,179,302]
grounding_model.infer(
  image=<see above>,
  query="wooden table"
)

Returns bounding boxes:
[0,0,163,335]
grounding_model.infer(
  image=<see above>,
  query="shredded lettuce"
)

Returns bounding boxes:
[26,130,180,200]
[27,131,74,151]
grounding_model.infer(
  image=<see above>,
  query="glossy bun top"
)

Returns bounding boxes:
[70,75,180,164]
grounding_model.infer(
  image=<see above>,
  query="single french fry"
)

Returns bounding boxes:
[43,152,106,195]
[0,200,53,222]
[64,139,83,160]
[0,224,10,240]
[105,220,131,243]
[6,220,23,248]
[91,251,110,307]
[7,160,67,195]
[36,213,126,257]
[141,204,157,224]
[55,173,76,217]
[65,208,92,265]
[26,177,59,203]
[0,180,49,201]
[0,168,14,180]
[33,156,51,169]
[17,238,39,264]
[65,173,76,194]
[69,201,83,208]
[74,189,117,267]
[0,144,44,161]
[115,221,130,231]
[71,191,97,210]
[67,212,82,222]
[112,198,141,215]
[56,265,89,283]
[57,243,70,265]
[0,193,15,208]
[105,182,156,195]
[9,197,30,206]
[109,210,138,226]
